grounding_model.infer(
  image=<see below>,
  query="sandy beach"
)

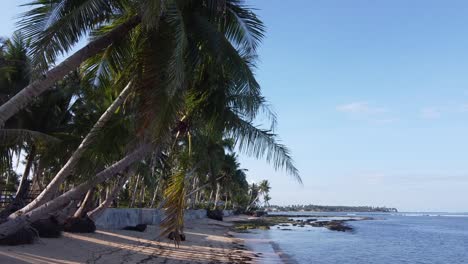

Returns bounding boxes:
[0,215,283,264]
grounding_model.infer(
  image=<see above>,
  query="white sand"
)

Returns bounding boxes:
[0,216,284,264]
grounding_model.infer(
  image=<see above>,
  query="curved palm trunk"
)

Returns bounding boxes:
[16,145,36,197]
[88,172,130,221]
[0,16,140,128]
[20,82,133,214]
[73,188,95,218]
[0,143,152,239]
[246,194,261,212]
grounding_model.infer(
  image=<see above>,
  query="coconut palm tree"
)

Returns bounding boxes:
[0,1,301,243]
[0,0,264,127]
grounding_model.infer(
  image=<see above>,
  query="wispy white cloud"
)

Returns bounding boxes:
[336,101,396,123]
[336,102,386,115]
[420,107,441,119]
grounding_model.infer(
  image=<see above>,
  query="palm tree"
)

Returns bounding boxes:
[0,1,301,242]
[0,0,264,127]
[246,180,270,211]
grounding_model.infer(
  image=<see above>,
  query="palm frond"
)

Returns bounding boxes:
[0,128,60,146]
[160,170,186,246]
[225,112,301,183]
[18,0,125,71]
[224,0,265,53]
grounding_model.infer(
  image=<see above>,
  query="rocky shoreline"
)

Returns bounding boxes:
[233,215,375,233]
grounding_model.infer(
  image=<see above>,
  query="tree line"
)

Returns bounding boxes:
[0,0,300,244]
[267,204,398,212]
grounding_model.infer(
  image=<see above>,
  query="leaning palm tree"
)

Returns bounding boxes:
[0,1,300,243]
[4,0,266,214]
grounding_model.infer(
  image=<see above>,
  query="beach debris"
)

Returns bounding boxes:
[123,224,147,232]
[31,215,62,238]
[207,209,223,221]
[62,216,96,233]
[252,211,267,217]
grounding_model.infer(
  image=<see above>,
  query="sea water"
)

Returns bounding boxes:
[258,212,468,264]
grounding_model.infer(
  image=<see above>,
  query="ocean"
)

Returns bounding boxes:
[245,212,468,264]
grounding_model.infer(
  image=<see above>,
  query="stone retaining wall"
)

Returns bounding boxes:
[94,208,234,229]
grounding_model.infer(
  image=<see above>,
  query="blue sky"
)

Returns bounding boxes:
[2,1,468,212]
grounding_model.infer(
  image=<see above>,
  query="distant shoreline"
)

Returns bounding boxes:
[266,205,398,213]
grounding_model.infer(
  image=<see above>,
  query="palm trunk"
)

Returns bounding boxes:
[16,145,36,197]
[150,184,159,208]
[137,184,145,207]
[0,16,140,128]
[88,173,130,221]
[31,159,44,192]
[20,82,133,214]
[246,195,260,212]
[0,143,152,239]
[209,190,213,202]
[73,188,95,218]
[213,182,221,210]
[129,174,140,208]
[0,146,36,219]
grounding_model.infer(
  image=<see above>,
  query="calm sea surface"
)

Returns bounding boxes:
[259,212,468,264]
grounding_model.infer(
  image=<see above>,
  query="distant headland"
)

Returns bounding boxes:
[266,204,398,213]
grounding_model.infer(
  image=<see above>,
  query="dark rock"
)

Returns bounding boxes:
[168,231,186,241]
[309,220,353,232]
[326,221,353,232]
[309,221,327,227]
[0,228,36,246]
[253,211,267,217]
[207,209,223,221]
[123,224,147,232]
[63,216,96,233]
[31,216,62,238]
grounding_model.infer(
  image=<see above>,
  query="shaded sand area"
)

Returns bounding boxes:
[0,216,283,264]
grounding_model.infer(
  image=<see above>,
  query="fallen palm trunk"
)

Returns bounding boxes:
[0,16,140,128]
[0,143,152,240]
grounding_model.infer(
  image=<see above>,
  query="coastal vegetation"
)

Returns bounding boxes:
[267,204,398,212]
[0,0,300,245]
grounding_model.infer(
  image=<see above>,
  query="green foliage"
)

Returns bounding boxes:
[0,1,302,246]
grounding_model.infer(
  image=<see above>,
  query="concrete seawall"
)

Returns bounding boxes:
[94,208,234,229]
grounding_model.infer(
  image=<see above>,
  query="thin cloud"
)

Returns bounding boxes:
[337,101,396,123]
[420,107,441,119]
[336,102,386,115]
